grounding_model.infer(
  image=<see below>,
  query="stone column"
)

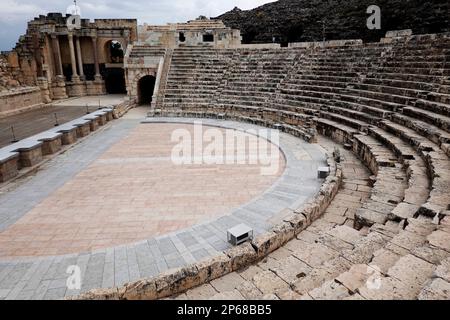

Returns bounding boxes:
[50,34,68,100]
[92,36,101,80]
[51,34,63,78]
[68,32,79,81]
[75,36,84,79]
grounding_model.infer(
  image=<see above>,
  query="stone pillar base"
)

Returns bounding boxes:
[66,77,87,97]
[86,76,106,95]
[37,77,51,104]
[51,76,68,100]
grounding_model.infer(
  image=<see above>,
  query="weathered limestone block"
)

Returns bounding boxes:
[355,208,388,229]
[235,280,263,299]
[390,202,420,220]
[270,222,296,247]
[269,255,312,285]
[0,154,19,182]
[283,212,307,235]
[224,242,257,271]
[18,145,43,168]
[418,278,450,300]
[153,265,201,298]
[387,254,435,292]
[435,258,450,282]
[105,111,114,121]
[120,279,157,300]
[308,280,350,300]
[251,270,290,295]
[358,277,416,300]
[60,129,78,145]
[251,232,283,259]
[195,253,232,284]
[336,264,372,293]
[427,230,450,252]
[411,245,449,266]
[76,123,91,137]
[97,114,107,126]
[88,119,99,132]
[210,272,245,292]
[342,232,387,265]
[41,136,62,155]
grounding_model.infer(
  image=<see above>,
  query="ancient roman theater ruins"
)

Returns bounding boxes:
[0,12,450,300]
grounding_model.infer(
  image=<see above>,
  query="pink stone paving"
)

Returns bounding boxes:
[0,123,285,259]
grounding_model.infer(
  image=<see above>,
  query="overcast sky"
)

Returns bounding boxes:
[0,0,274,51]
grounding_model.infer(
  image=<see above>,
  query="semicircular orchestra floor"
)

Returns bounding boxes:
[0,122,289,258]
[0,115,327,299]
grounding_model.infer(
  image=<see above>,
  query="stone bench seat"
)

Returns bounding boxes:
[0,149,20,182]
[368,127,431,219]
[169,69,225,75]
[280,88,336,101]
[383,61,449,69]
[391,113,450,147]
[31,130,63,155]
[300,70,359,78]
[227,74,286,81]
[369,72,446,84]
[325,105,382,125]
[219,99,270,107]
[416,98,450,117]
[164,91,216,98]
[351,83,430,99]
[282,83,344,94]
[338,93,404,112]
[352,134,408,227]
[378,120,450,218]
[1,137,44,168]
[346,88,415,106]
[334,99,393,118]
[362,77,438,91]
[280,124,316,143]
[294,74,355,83]
[378,66,450,76]
[321,111,369,132]
[403,106,450,133]
[278,92,331,106]
[225,81,279,89]
[284,78,349,89]
[427,92,450,105]
[165,84,218,90]
[315,118,358,145]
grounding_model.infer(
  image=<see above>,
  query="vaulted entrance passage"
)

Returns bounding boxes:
[138,75,156,105]
[103,40,126,94]
[104,68,126,94]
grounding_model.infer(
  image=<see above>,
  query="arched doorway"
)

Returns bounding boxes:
[137,75,156,105]
[103,40,126,94]
[104,69,126,94]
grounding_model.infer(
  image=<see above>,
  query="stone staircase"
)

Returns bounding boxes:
[155,32,450,300]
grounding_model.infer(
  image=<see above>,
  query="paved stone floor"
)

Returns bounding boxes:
[0,115,326,300]
[0,123,285,258]
[0,94,126,148]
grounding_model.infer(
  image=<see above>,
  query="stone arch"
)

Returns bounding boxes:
[127,69,157,101]
[137,75,156,105]
[103,39,125,64]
